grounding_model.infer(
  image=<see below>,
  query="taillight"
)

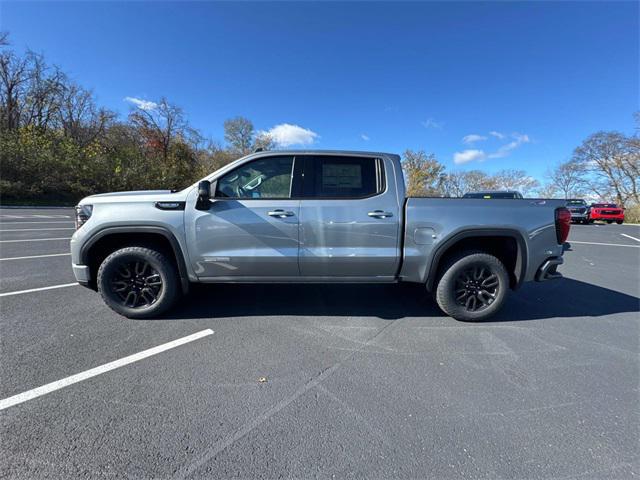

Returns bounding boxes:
[555,207,571,244]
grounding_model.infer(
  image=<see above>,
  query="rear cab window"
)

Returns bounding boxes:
[301,155,384,199]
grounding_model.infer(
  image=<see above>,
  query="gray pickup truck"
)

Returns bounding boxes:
[71,150,570,321]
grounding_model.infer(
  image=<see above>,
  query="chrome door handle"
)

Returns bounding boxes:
[368,210,393,218]
[268,209,295,218]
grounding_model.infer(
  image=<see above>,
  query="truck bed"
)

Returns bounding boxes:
[399,197,567,285]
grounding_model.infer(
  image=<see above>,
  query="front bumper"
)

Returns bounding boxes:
[72,264,91,286]
[589,214,624,221]
[535,256,564,282]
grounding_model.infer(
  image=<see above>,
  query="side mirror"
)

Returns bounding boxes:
[196,180,211,210]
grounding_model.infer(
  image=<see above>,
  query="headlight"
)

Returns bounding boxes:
[75,204,93,229]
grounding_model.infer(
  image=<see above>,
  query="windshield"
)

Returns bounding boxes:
[592,203,618,208]
[566,200,587,206]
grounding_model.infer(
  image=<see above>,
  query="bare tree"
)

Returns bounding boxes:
[59,83,115,145]
[0,48,31,130]
[441,170,498,197]
[545,160,585,199]
[224,116,254,155]
[402,150,445,196]
[493,169,540,196]
[536,183,559,198]
[253,132,275,151]
[128,97,186,162]
[21,53,66,130]
[0,46,71,132]
[573,131,638,206]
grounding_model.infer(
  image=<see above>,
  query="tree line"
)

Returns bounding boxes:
[0,34,273,204]
[1,33,638,222]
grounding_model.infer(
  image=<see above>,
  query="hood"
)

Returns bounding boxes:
[87,190,174,198]
[79,189,189,205]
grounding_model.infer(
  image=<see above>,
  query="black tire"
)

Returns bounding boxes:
[97,246,180,319]
[616,220,623,225]
[435,251,509,322]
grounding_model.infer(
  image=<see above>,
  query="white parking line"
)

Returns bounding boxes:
[0,221,75,225]
[0,227,75,232]
[0,253,71,261]
[620,233,640,243]
[0,329,214,411]
[570,241,640,248]
[0,237,70,243]
[0,283,79,297]
[0,215,71,219]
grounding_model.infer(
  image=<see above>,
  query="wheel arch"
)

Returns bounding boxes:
[80,226,190,293]
[425,228,528,292]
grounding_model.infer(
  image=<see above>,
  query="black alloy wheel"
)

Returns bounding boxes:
[97,246,180,318]
[110,259,163,308]
[435,251,509,322]
[453,265,499,313]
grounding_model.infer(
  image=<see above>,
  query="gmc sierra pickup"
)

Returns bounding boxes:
[71,150,570,321]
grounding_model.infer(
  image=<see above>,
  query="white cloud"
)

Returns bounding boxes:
[125,97,157,111]
[360,134,370,141]
[421,118,443,129]
[487,132,530,159]
[453,149,487,164]
[455,131,531,163]
[259,123,319,147]
[462,134,488,144]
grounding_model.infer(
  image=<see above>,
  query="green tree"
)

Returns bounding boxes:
[401,150,445,196]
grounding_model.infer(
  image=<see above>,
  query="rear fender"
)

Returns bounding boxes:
[424,228,528,291]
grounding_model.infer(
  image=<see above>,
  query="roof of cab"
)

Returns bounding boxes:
[251,149,399,158]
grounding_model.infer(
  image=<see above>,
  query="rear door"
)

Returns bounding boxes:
[298,155,401,279]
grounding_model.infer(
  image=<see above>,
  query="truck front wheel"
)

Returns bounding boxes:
[97,246,180,319]
[435,251,509,322]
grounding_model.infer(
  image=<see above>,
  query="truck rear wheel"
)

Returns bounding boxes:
[435,251,509,322]
[97,246,179,319]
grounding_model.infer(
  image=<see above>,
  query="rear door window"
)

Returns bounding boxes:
[301,156,383,198]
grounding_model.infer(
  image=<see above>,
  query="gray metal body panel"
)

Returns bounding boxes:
[71,150,564,288]
[400,197,565,284]
[70,190,196,281]
[184,190,300,278]
[298,155,403,278]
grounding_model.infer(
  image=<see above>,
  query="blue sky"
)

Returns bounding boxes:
[1,1,638,180]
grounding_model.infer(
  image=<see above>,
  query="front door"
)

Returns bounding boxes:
[298,155,401,278]
[185,155,300,278]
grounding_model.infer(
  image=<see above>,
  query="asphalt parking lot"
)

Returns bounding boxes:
[1,208,638,479]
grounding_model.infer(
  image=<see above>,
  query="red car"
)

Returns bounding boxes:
[587,203,625,224]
